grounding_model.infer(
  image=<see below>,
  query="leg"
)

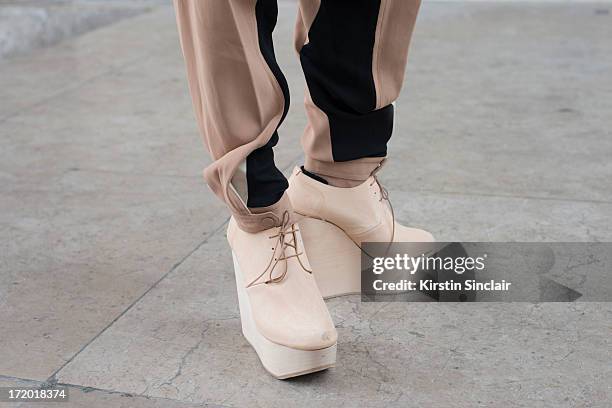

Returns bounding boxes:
[295,0,421,186]
[289,0,433,298]
[174,0,290,232]
[173,0,337,379]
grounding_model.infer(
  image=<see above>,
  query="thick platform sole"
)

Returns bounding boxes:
[232,252,336,379]
[298,217,362,299]
[299,217,438,299]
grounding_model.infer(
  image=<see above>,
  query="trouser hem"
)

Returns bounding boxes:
[231,192,295,234]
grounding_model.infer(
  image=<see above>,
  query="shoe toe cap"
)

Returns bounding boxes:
[256,314,338,350]
[248,279,338,351]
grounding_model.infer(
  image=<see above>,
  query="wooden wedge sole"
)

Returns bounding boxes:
[232,252,336,379]
[298,217,362,299]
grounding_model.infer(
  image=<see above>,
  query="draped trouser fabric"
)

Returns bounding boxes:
[174,0,421,232]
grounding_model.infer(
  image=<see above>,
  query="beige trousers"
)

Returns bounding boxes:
[174,0,420,232]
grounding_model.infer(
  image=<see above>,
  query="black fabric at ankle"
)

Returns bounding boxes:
[301,166,329,185]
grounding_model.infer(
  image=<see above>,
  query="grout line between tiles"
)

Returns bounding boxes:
[45,217,230,383]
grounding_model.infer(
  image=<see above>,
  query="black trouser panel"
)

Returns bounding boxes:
[246,0,290,208]
[299,0,392,162]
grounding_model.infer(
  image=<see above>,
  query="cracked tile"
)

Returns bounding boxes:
[55,230,612,407]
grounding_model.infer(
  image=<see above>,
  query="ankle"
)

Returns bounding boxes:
[302,157,385,188]
[302,166,364,188]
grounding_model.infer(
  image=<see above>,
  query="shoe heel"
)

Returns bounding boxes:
[232,251,336,379]
[298,217,362,299]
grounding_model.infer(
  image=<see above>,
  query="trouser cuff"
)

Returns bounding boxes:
[232,192,296,233]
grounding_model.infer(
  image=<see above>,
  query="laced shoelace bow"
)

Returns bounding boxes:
[246,211,312,288]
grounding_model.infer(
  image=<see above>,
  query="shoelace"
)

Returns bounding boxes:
[246,211,312,288]
[370,159,396,246]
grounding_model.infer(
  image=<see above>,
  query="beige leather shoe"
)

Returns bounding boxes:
[227,212,337,379]
[287,165,435,298]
